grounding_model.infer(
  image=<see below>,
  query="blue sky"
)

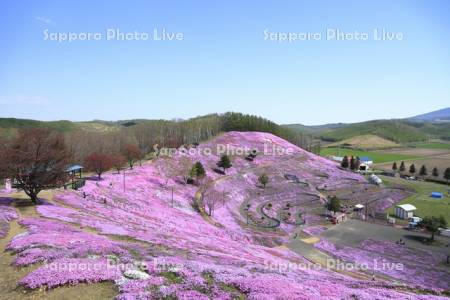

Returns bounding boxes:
[0,0,449,125]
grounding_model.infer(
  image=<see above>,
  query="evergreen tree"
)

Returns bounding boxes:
[419,216,447,241]
[392,162,398,172]
[189,164,197,180]
[349,156,356,171]
[341,156,349,169]
[355,157,361,171]
[189,161,206,183]
[258,173,269,188]
[409,164,416,175]
[444,168,450,185]
[419,165,427,177]
[327,196,341,214]
[217,155,232,174]
[221,112,306,149]
[194,161,206,179]
[432,167,439,178]
[399,161,406,173]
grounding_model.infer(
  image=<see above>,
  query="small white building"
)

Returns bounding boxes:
[395,204,416,220]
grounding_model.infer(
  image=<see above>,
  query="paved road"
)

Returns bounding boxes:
[321,219,450,254]
[287,238,330,265]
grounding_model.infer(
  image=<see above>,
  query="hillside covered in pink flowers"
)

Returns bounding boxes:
[1,132,448,299]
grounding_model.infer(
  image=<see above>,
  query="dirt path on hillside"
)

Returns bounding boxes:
[0,195,118,300]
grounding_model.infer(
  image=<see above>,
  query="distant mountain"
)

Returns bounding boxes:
[0,118,122,132]
[408,107,450,123]
[284,119,450,143]
[283,123,348,134]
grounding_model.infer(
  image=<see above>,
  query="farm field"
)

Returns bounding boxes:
[414,142,450,150]
[382,175,450,224]
[376,147,450,158]
[326,134,400,150]
[320,147,420,164]
[376,157,450,183]
[374,143,450,182]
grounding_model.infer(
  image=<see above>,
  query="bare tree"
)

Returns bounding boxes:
[177,156,194,185]
[122,144,142,169]
[111,154,127,174]
[0,128,70,203]
[84,153,114,179]
[155,158,178,188]
[202,188,221,217]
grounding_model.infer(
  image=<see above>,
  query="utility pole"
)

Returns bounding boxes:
[446,243,449,264]
[123,170,126,192]
[365,200,369,221]
[245,204,250,225]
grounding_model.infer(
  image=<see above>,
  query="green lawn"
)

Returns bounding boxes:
[413,142,450,149]
[320,147,419,164]
[382,175,450,224]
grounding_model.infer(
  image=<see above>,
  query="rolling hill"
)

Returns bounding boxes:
[284,119,450,143]
[326,134,400,150]
[0,118,121,133]
[409,107,450,122]
[318,120,428,143]
[0,118,78,132]
[283,123,348,134]
[3,111,450,147]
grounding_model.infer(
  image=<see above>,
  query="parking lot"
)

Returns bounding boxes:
[321,219,450,255]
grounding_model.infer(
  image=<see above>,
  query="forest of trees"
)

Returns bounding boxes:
[60,112,316,164]
[0,113,317,173]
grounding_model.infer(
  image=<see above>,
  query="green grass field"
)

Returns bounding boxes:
[320,147,419,164]
[413,142,450,149]
[382,176,450,224]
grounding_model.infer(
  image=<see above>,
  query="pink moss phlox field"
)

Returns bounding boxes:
[8,218,132,267]
[115,277,166,300]
[0,198,18,238]
[315,238,450,291]
[19,258,122,289]
[4,132,445,299]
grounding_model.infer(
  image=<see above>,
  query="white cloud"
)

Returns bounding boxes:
[35,16,54,25]
[0,95,51,105]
